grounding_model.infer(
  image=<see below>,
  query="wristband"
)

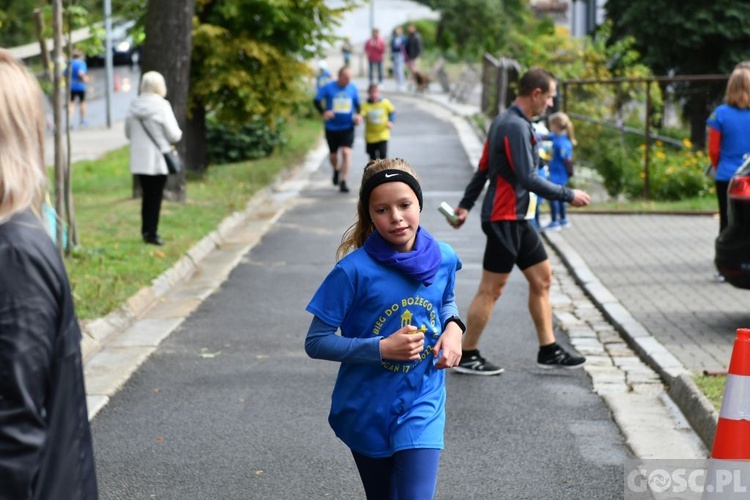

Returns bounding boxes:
[444,316,466,334]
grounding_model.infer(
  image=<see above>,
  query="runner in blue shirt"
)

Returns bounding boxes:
[313,66,361,193]
[306,158,464,499]
[69,50,89,126]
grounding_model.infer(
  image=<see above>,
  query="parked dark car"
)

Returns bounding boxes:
[86,20,141,66]
[715,156,750,289]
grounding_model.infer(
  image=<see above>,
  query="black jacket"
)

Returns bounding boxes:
[0,210,98,500]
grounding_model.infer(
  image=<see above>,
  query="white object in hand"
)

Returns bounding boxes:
[438,202,458,226]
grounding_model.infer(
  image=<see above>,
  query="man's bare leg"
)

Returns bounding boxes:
[521,260,555,346]
[329,151,339,185]
[463,270,510,350]
[523,259,586,368]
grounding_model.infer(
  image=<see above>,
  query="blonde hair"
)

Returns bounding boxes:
[140,71,168,97]
[725,68,750,109]
[548,111,577,147]
[0,49,47,224]
[336,158,420,261]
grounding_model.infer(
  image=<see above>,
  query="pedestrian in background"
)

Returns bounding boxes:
[543,111,577,231]
[707,67,750,282]
[68,49,89,127]
[0,48,99,500]
[364,28,386,86]
[125,71,182,246]
[315,59,332,93]
[390,26,407,91]
[313,66,362,193]
[405,24,423,84]
[305,158,464,499]
[360,83,395,160]
[341,36,353,67]
[450,67,590,375]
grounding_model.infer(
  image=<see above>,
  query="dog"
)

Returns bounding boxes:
[413,71,430,93]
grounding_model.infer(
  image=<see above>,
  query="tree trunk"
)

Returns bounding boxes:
[185,98,208,174]
[140,0,195,202]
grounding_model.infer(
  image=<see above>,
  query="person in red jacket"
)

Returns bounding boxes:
[364,28,386,86]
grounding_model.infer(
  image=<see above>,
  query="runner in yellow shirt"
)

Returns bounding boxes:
[360,83,395,160]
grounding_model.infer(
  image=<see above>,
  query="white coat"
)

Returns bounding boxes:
[125,92,183,175]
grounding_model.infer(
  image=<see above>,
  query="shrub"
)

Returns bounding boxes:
[205,115,288,165]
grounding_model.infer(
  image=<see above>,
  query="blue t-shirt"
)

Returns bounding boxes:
[306,241,461,458]
[315,81,360,132]
[548,132,573,185]
[706,104,750,181]
[70,59,87,92]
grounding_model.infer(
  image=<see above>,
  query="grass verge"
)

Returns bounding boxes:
[692,374,726,411]
[578,196,717,213]
[64,117,321,319]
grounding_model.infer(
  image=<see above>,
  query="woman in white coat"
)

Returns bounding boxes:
[125,71,182,245]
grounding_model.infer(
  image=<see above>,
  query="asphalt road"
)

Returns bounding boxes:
[90,97,630,499]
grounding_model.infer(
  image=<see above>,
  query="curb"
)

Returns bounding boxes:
[543,230,719,450]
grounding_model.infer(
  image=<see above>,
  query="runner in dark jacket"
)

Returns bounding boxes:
[450,67,591,376]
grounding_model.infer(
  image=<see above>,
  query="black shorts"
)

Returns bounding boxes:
[481,220,548,274]
[366,141,388,160]
[325,128,355,153]
[70,89,86,102]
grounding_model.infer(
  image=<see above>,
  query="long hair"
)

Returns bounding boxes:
[0,49,47,224]
[336,158,420,261]
[725,68,750,109]
[548,111,577,147]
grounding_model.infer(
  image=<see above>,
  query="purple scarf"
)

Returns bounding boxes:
[363,226,442,286]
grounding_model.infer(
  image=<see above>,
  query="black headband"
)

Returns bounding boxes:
[360,169,423,212]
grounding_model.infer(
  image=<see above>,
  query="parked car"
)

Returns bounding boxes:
[86,20,142,66]
[715,155,750,289]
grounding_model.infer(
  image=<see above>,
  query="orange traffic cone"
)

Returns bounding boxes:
[703,328,750,499]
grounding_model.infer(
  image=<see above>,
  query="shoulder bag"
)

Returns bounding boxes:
[138,117,183,174]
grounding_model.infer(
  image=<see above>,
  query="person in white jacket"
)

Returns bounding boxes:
[125,71,182,245]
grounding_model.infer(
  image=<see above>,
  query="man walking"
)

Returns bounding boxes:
[313,66,361,193]
[405,24,422,81]
[450,67,591,375]
[364,28,386,86]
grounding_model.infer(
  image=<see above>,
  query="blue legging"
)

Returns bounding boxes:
[351,448,441,500]
[549,199,567,222]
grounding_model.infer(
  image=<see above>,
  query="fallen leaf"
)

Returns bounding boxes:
[200,350,222,359]
[156,436,163,443]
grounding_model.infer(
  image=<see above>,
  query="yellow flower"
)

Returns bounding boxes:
[656,151,666,160]
[683,138,693,148]
[655,140,664,147]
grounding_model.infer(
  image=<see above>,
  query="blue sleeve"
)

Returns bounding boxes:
[305,316,383,363]
[389,111,395,122]
[314,85,329,108]
[706,106,722,132]
[438,248,461,325]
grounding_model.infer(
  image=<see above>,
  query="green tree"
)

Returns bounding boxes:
[185,0,351,172]
[415,0,530,57]
[605,0,750,147]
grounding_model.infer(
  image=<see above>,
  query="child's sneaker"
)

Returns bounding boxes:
[544,221,561,232]
[559,219,571,228]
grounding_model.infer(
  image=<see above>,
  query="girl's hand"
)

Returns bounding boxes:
[434,325,462,369]
[380,325,424,361]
